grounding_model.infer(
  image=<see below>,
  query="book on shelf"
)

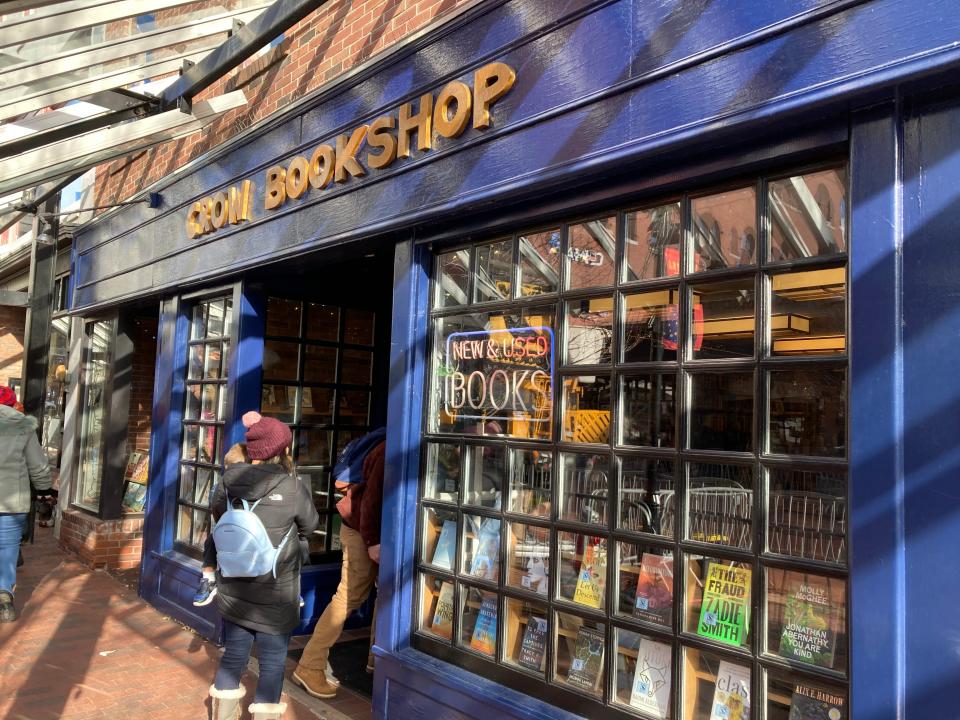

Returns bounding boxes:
[521,549,549,596]
[431,582,454,639]
[709,660,751,720]
[565,624,605,692]
[469,518,501,581]
[628,637,672,718]
[778,574,836,669]
[121,481,148,512]
[430,519,457,570]
[633,552,674,626]
[517,616,547,671]
[469,595,498,655]
[697,562,751,647]
[788,683,846,720]
[124,451,149,485]
[124,452,143,480]
[572,540,606,609]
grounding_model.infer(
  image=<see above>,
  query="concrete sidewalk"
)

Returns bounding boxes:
[0,528,370,720]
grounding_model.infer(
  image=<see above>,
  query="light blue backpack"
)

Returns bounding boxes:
[213,493,291,578]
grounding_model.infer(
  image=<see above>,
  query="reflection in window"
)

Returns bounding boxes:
[567,216,616,289]
[508,448,552,518]
[620,373,676,448]
[474,239,513,302]
[565,297,612,365]
[687,462,754,550]
[76,318,116,511]
[768,468,846,564]
[770,267,846,356]
[561,375,611,444]
[424,441,461,502]
[769,167,847,262]
[691,187,757,270]
[624,202,682,282]
[506,521,550,595]
[622,288,679,363]
[518,229,561,296]
[465,444,505,509]
[691,278,755,360]
[620,457,675,537]
[435,249,471,308]
[768,369,846,457]
[688,372,754,452]
[559,453,609,526]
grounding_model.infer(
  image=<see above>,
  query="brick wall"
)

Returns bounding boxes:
[127,315,158,453]
[59,509,144,570]
[94,0,472,206]
[0,305,25,389]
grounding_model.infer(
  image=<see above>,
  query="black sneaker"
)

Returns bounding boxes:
[0,591,17,623]
[192,578,217,606]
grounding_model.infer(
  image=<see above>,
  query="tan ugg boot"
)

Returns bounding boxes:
[209,685,244,720]
[249,701,287,720]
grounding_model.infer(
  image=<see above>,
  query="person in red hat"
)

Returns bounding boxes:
[207,411,318,720]
[0,386,51,622]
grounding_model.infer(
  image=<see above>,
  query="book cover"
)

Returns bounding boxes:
[121,481,147,512]
[123,451,143,480]
[628,637,672,718]
[633,552,674,626]
[469,518,501,581]
[431,582,454,640]
[788,683,846,720]
[130,453,149,485]
[469,595,498,655]
[517,616,547,671]
[697,563,751,647]
[566,625,605,692]
[573,540,607,609]
[709,660,751,720]
[778,575,836,669]
[431,519,457,570]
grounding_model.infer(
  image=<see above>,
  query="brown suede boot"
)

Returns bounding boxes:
[209,685,244,720]
[249,701,287,720]
[292,665,337,698]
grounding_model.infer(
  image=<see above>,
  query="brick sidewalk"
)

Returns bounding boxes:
[0,528,370,720]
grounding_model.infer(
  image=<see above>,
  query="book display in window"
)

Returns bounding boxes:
[121,480,148,513]
[517,616,548,672]
[469,594,498,655]
[628,637,672,718]
[468,517,501,582]
[697,562,751,647]
[788,683,846,720]
[566,625,605,693]
[508,522,549,595]
[778,574,836,669]
[633,552,674,626]
[432,582,455,640]
[709,660,751,720]
[573,539,607,609]
[431,519,457,570]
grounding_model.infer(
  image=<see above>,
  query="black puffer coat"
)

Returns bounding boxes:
[210,463,319,634]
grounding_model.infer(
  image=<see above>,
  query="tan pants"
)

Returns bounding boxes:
[299,524,378,671]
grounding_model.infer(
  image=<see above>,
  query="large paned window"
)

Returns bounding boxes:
[260,297,376,555]
[176,296,233,554]
[415,166,849,720]
[75,317,116,511]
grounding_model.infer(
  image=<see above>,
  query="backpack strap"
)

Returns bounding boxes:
[271,525,294,578]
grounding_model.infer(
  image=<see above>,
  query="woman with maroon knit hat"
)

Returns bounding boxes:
[207,411,318,720]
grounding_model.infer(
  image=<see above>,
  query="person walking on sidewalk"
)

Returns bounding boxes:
[208,412,319,720]
[0,386,52,623]
[293,428,385,699]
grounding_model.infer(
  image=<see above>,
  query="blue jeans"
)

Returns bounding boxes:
[0,513,27,594]
[214,620,290,703]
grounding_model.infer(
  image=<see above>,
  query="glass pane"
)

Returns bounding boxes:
[621,373,677,448]
[185,383,202,419]
[435,249,471,308]
[624,202,682,282]
[304,345,337,383]
[622,288,679,363]
[768,370,846,457]
[614,628,673,717]
[221,341,231,379]
[558,452,610,526]
[266,297,302,337]
[300,467,330,510]
[503,598,549,675]
[224,299,234,336]
[691,187,757,271]
[567,216,617,289]
[301,387,334,424]
[331,515,342,550]
[181,424,199,462]
[176,505,192,545]
[506,521,550,596]
[192,509,211,548]
[263,340,299,381]
[178,466,195,503]
[691,278,756,360]
[518,229,561,296]
[688,372,753,452]
[187,344,205,380]
[422,506,458,571]
[203,344,223,379]
[508,448,552,518]
[766,569,847,672]
[766,670,847,720]
[201,384,220,420]
[565,297,613,365]
[681,647,751,720]
[261,383,295,422]
[620,456,675,537]
[344,308,375,345]
[687,463,754,550]
[340,348,372,385]
[558,532,608,609]
[197,425,218,464]
[461,514,501,583]
[768,468,846,564]
[191,304,207,340]
[464,444,505,509]
[423,441,461,502]
[553,611,606,698]
[684,555,752,649]
[770,268,846,356]
[192,467,213,506]
[769,168,847,262]
[309,514,330,554]
[336,388,369,426]
[460,585,498,657]
[206,300,227,337]
[419,573,455,641]
[297,427,330,465]
[617,543,674,629]
[474,239,513,302]
[307,303,340,340]
[561,375,611,444]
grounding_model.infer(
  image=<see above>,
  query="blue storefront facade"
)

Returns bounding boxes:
[68,1,960,718]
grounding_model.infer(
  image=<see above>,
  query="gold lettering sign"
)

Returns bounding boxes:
[187,179,254,238]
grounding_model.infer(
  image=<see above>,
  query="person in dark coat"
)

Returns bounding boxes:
[208,412,318,720]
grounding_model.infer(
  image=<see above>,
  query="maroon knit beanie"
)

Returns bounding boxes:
[0,386,16,407]
[242,411,292,460]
